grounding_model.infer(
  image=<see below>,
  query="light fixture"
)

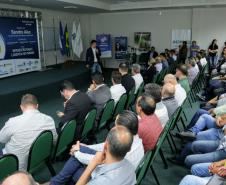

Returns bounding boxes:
[64,6,78,9]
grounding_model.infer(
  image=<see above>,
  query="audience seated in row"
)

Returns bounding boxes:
[50,110,144,185]
[164,74,187,106]
[131,64,144,94]
[0,94,57,171]
[119,62,135,93]
[57,81,93,137]
[144,83,169,127]
[136,95,163,152]
[110,71,126,104]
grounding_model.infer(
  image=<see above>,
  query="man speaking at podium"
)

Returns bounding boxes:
[85,40,102,74]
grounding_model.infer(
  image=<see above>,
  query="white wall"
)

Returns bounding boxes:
[192,7,226,54]
[1,3,226,68]
[90,9,192,68]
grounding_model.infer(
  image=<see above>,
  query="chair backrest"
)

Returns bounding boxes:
[27,130,53,173]
[82,109,97,139]
[53,120,76,159]
[135,82,144,101]
[0,154,18,181]
[126,88,135,109]
[98,99,115,129]
[136,150,153,185]
[113,93,128,118]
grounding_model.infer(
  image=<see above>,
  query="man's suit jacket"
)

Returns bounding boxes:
[87,84,111,117]
[86,47,101,66]
[59,91,93,128]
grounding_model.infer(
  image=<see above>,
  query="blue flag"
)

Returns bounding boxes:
[59,21,66,55]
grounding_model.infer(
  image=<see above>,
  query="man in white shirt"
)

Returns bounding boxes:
[0,94,57,170]
[164,74,187,106]
[144,83,169,127]
[50,110,144,185]
[132,64,144,93]
[110,71,126,104]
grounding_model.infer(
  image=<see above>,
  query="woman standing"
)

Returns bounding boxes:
[208,39,218,69]
[179,41,188,64]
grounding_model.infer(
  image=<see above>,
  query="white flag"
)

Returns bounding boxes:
[71,21,77,56]
[75,22,83,58]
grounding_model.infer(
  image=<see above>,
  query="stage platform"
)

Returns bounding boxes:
[0,62,90,116]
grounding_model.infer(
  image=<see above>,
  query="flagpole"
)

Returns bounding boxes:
[53,18,58,66]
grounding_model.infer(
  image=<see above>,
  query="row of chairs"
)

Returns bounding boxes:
[135,64,208,185]
[0,81,145,182]
[0,61,180,182]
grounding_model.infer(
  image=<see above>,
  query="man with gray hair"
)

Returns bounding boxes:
[187,57,199,85]
[75,126,135,185]
[2,171,38,185]
[162,83,179,117]
[132,64,143,93]
[0,94,57,170]
[164,74,187,106]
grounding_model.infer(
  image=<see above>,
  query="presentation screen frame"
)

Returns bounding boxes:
[0,17,41,78]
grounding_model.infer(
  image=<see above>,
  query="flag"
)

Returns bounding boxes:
[74,22,83,58]
[64,24,70,57]
[59,21,65,55]
[71,21,77,57]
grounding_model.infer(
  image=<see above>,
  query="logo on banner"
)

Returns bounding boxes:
[0,33,6,60]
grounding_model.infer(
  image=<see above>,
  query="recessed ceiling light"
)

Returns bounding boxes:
[64,6,77,9]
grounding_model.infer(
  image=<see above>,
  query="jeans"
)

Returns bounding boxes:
[209,56,218,68]
[191,163,212,177]
[187,109,209,130]
[91,63,102,74]
[190,114,217,134]
[185,140,226,167]
[179,175,210,185]
[196,128,223,141]
[50,146,97,185]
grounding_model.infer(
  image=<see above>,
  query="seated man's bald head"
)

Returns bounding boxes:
[106,126,133,160]
[2,171,37,185]
[164,74,177,85]
[162,83,176,98]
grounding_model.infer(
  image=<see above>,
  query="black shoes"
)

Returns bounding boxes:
[178,131,196,141]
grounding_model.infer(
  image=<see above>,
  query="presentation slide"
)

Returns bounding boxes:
[0,17,41,78]
[96,34,112,58]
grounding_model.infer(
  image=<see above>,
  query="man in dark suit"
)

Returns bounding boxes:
[87,73,111,120]
[86,40,102,74]
[57,80,93,138]
[119,62,135,93]
[147,46,159,59]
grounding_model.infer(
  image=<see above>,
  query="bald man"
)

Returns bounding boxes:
[164,74,187,106]
[162,83,179,117]
[2,171,38,185]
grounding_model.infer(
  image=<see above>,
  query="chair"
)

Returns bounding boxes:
[135,82,144,101]
[126,88,135,109]
[98,99,115,130]
[52,120,76,161]
[112,93,128,119]
[136,151,153,185]
[27,130,55,176]
[81,108,97,141]
[0,154,18,181]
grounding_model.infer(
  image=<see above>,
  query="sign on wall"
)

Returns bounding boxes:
[0,17,41,78]
[115,36,128,60]
[134,32,151,50]
[171,29,191,49]
[96,34,112,58]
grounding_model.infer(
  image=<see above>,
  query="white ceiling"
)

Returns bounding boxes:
[0,0,226,13]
